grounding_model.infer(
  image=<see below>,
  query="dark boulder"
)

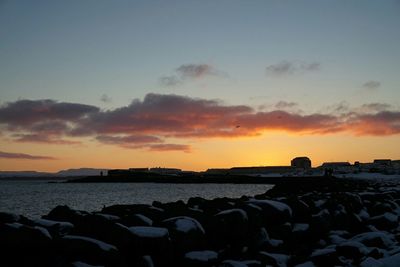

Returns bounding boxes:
[309,248,340,267]
[182,250,219,267]
[121,213,153,227]
[209,209,249,247]
[246,199,292,226]
[33,218,74,237]
[0,212,20,223]
[58,235,121,266]
[102,204,165,223]
[44,205,87,225]
[257,251,289,267]
[367,212,398,230]
[218,260,248,267]
[0,223,54,266]
[351,231,395,249]
[284,197,311,223]
[161,216,206,254]
[128,226,172,266]
[336,241,368,259]
[246,227,271,252]
[72,214,132,249]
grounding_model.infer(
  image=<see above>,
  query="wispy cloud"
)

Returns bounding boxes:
[147,144,191,153]
[100,94,112,103]
[362,80,381,91]
[159,76,182,87]
[0,151,57,160]
[176,64,217,79]
[266,61,321,76]
[274,101,299,110]
[1,94,400,153]
[160,63,224,87]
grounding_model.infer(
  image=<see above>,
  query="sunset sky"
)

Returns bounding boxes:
[1,0,400,172]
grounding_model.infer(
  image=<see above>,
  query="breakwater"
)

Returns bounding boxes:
[1,177,400,267]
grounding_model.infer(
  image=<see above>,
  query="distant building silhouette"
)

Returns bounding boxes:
[373,159,392,167]
[291,157,312,169]
[149,167,182,175]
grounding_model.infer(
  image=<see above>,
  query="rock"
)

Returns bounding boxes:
[294,261,316,267]
[257,251,289,267]
[182,250,219,267]
[33,218,74,236]
[0,222,55,266]
[159,200,189,217]
[334,193,363,213]
[241,260,262,267]
[44,205,87,225]
[369,202,394,216]
[121,214,153,227]
[102,204,165,223]
[268,222,292,241]
[137,255,154,267]
[367,247,384,259]
[378,252,400,267]
[0,212,20,223]
[246,227,271,252]
[201,198,236,216]
[336,241,369,259]
[332,206,363,232]
[71,261,104,267]
[292,223,310,242]
[210,209,249,247]
[218,260,248,267]
[161,216,206,254]
[128,226,172,266]
[0,222,52,245]
[358,208,370,221]
[237,203,263,228]
[309,248,340,266]
[360,257,384,267]
[351,232,395,249]
[91,213,120,222]
[247,199,292,225]
[58,235,120,266]
[367,212,398,230]
[187,197,207,209]
[309,209,331,240]
[284,197,311,223]
[73,214,132,249]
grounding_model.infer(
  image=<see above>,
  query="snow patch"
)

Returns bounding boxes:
[185,250,218,261]
[129,226,169,238]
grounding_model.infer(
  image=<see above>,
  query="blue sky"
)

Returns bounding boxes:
[1,0,399,110]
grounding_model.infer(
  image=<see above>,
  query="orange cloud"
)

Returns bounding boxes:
[1,94,400,152]
[0,150,57,160]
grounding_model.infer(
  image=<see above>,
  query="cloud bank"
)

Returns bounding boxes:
[1,94,400,152]
[0,151,57,160]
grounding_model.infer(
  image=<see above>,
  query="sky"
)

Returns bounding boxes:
[1,0,400,172]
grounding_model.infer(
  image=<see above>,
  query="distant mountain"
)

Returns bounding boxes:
[0,168,108,178]
[0,171,52,178]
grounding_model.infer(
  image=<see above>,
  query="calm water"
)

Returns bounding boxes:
[0,180,273,218]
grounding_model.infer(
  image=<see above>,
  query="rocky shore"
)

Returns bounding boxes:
[2,177,400,267]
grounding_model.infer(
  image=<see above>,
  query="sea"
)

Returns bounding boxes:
[0,180,273,218]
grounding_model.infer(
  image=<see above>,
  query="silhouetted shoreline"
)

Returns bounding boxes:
[65,173,333,185]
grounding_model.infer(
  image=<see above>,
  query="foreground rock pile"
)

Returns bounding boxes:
[2,178,400,266]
